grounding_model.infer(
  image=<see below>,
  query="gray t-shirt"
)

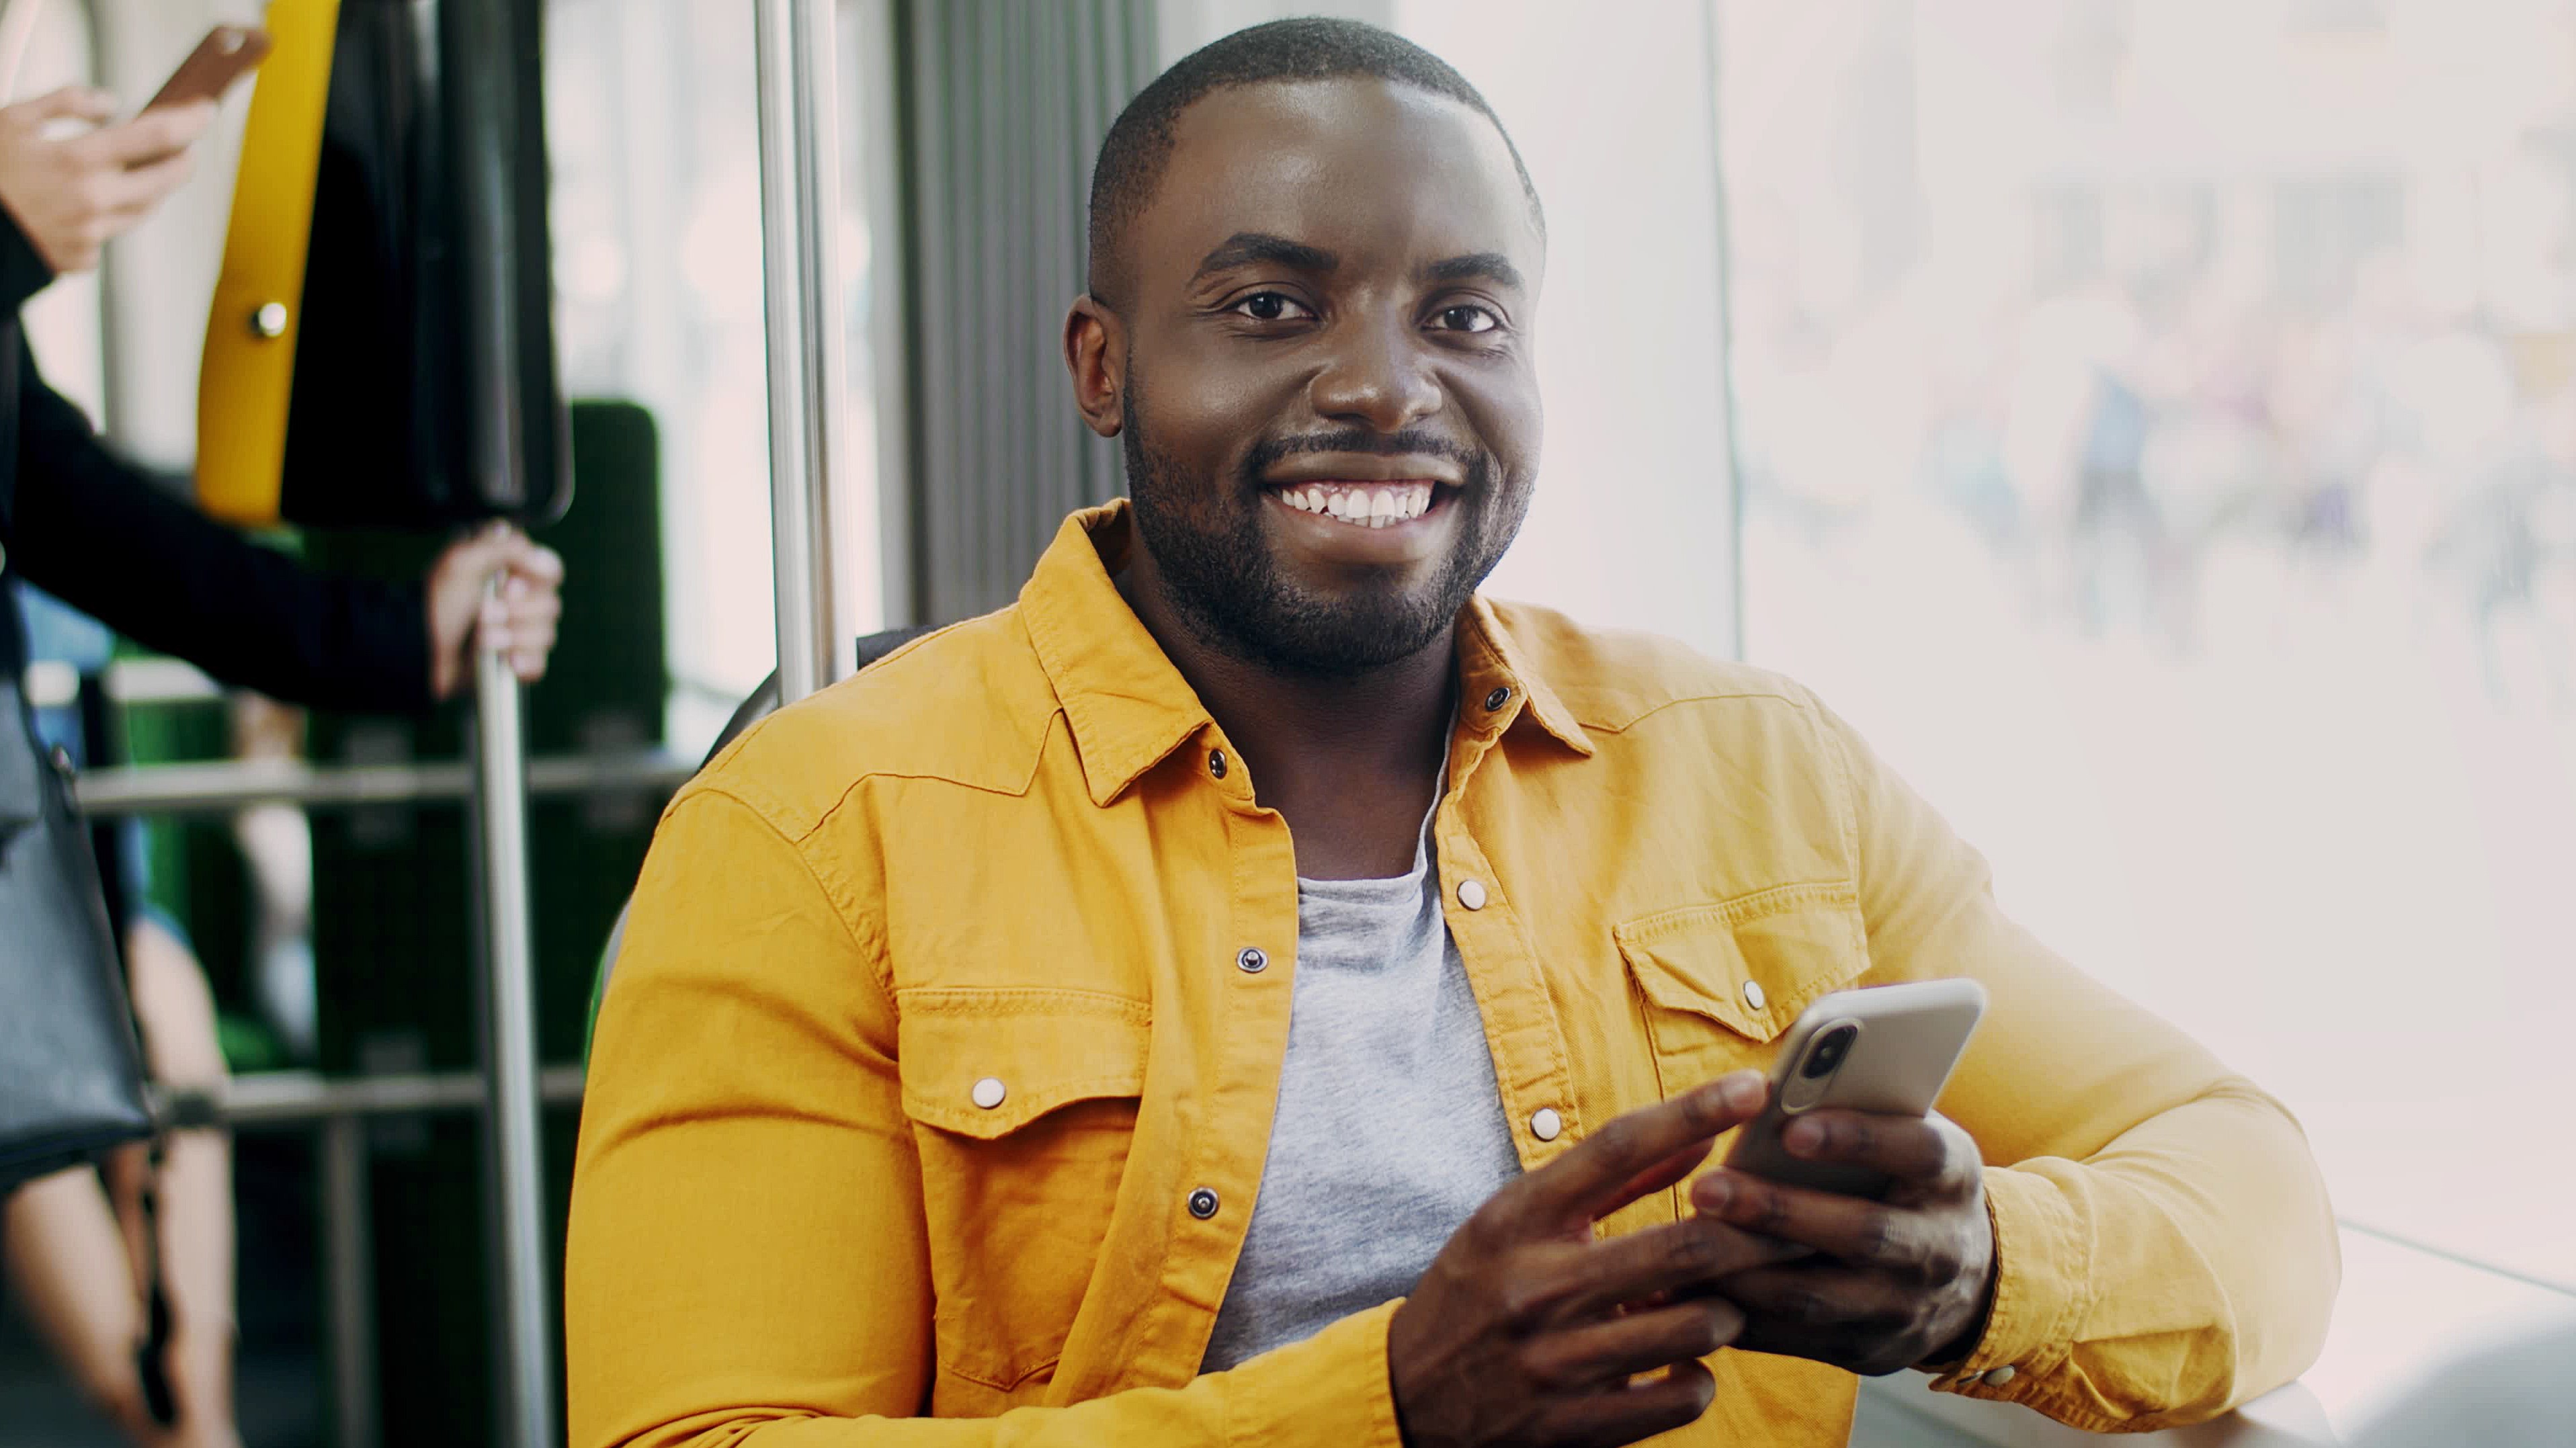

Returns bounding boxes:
[1200,807,1524,1371]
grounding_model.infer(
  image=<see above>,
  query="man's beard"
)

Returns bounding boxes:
[1120,376,1528,679]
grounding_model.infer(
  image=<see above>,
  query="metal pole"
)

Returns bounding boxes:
[471,613,554,1448]
[447,0,557,1437]
[755,0,856,704]
[320,1116,381,1448]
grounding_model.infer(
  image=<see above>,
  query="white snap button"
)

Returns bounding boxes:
[1741,978,1767,1011]
[1457,878,1488,910]
[970,1077,1005,1109]
[1530,1108,1563,1142]
[1982,1365,2016,1387]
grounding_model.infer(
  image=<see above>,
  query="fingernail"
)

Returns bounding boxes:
[1784,1119,1823,1156]
[1696,1175,1733,1212]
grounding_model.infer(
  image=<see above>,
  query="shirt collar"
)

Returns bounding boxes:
[1020,501,1593,807]
[1454,593,1596,758]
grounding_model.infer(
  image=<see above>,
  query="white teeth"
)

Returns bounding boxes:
[1280,483,1438,525]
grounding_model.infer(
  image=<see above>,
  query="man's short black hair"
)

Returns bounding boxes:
[1085,17,1542,308]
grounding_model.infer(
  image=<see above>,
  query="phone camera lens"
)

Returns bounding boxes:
[1800,1023,1858,1080]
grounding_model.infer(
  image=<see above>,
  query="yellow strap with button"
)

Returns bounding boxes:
[194,0,339,525]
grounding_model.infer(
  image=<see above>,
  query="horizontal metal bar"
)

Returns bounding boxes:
[161,1066,586,1130]
[24,658,225,712]
[74,749,696,818]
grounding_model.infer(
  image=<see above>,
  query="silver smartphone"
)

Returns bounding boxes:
[1719,978,1988,1199]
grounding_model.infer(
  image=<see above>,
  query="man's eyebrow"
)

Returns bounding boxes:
[1192,232,1339,281]
[1423,252,1526,292]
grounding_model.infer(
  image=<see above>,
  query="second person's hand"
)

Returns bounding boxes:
[1386,1070,1803,1448]
[0,87,214,275]
[426,523,567,698]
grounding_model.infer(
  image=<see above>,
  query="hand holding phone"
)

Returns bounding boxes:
[1720,977,1987,1198]
[1689,979,2003,1375]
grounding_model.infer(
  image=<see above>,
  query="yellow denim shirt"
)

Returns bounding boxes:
[567,502,2339,1447]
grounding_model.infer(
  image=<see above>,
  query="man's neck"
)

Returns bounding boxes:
[1119,558,1454,880]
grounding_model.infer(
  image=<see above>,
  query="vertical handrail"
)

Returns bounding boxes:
[471,601,553,1448]
[319,1115,380,1448]
[755,0,855,704]
[450,0,555,1440]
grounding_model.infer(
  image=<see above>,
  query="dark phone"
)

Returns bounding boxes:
[141,26,272,116]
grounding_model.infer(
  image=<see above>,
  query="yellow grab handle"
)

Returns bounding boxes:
[196,0,339,525]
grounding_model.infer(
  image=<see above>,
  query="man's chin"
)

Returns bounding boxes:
[1206,581,1462,677]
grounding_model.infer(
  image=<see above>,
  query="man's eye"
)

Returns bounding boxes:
[1433,304,1500,335]
[1232,292,1311,322]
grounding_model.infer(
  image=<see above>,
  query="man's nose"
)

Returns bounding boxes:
[1308,322,1443,434]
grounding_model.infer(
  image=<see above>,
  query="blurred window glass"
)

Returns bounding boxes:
[544,0,887,750]
[1720,0,2576,1289]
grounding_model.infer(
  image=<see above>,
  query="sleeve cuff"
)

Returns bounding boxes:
[1929,1164,2085,1401]
[1224,1298,1407,1448]
[0,206,54,312]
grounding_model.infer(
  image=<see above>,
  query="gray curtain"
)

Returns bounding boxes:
[895,0,1159,624]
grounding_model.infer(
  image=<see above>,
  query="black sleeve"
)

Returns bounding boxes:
[0,209,54,316]
[10,339,435,714]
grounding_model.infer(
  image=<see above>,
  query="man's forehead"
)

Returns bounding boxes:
[1143,77,1541,278]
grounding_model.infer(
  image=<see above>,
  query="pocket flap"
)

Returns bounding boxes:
[1616,886,1868,1044]
[897,988,1150,1138]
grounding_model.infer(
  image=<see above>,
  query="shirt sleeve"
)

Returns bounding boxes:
[1821,695,2341,1433]
[0,208,54,316]
[8,337,433,714]
[566,789,1408,1448]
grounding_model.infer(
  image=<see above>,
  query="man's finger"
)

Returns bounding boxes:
[1520,1297,1744,1392]
[1510,1072,1768,1232]
[1708,1261,1915,1336]
[1691,1168,1951,1275]
[1550,1213,1809,1323]
[1544,1357,1717,1448]
[1776,1109,1965,1184]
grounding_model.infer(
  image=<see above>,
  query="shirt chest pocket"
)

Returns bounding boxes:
[896,990,1150,1400]
[1614,886,1872,1095]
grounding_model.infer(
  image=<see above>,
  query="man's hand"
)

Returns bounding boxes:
[1387,1071,1805,1448]
[0,88,213,274]
[427,523,567,699]
[1690,1106,1997,1376]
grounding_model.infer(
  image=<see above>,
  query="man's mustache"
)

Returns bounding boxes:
[1244,429,1482,472]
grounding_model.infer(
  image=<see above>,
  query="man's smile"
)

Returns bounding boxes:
[1270,478,1438,527]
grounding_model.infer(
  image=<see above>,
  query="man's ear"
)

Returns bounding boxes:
[1064,296,1126,438]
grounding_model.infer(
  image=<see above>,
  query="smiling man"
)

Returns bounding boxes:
[567,19,2339,1448]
